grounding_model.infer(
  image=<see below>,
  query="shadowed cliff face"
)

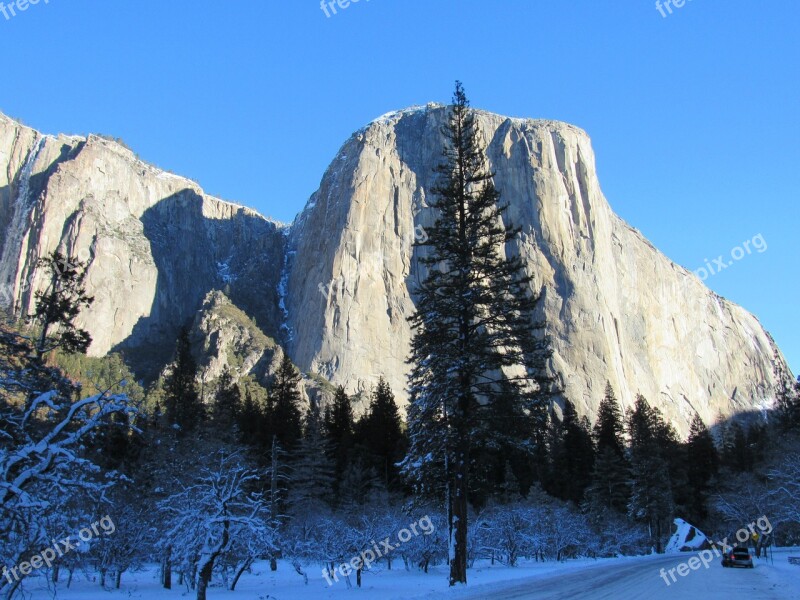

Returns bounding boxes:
[0,108,792,433]
[0,113,285,380]
[286,105,792,434]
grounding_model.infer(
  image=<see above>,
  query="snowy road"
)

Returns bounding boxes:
[420,553,796,600]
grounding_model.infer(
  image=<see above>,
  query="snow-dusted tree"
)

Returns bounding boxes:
[219,513,279,591]
[289,513,351,584]
[543,505,590,561]
[584,511,649,558]
[765,436,800,527]
[472,504,540,566]
[0,327,136,599]
[159,451,270,600]
[397,511,446,573]
[341,511,392,588]
[86,502,152,589]
[404,81,553,586]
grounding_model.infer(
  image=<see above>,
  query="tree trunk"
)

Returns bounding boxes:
[356,567,362,588]
[270,557,277,571]
[162,545,172,589]
[230,557,253,591]
[115,570,123,589]
[196,524,229,600]
[292,561,308,585]
[196,570,210,600]
[52,565,60,583]
[99,568,107,588]
[449,415,469,586]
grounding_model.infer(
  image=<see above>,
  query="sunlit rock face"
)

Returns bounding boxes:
[0,108,792,433]
[285,105,791,433]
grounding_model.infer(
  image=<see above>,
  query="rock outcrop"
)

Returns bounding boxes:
[188,290,334,409]
[0,107,792,433]
[0,113,286,377]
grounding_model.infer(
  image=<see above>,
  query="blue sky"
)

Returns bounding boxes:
[1,0,797,373]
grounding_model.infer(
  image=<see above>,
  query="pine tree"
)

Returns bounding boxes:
[237,386,259,445]
[266,354,303,452]
[721,420,748,472]
[26,251,94,362]
[593,382,626,458]
[290,399,335,512]
[627,395,674,552]
[472,376,550,506]
[211,367,240,439]
[586,383,630,515]
[685,413,718,524]
[548,400,595,504]
[775,365,799,430]
[356,377,406,491]
[163,327,203,433]
[325,385,355,497]
[403,82,554,585]
[653,405,689,518]
[587,447,630,515]
[235,378,271,449]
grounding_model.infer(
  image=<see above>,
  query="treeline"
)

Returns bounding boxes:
[23,327,800,595]
[2,252,799,600]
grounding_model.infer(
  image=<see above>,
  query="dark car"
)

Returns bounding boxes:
[722,546,754,568]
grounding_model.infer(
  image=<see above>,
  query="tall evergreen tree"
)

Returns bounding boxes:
[593,382,626,457]
[211,367,240,439]
[627,395,674,552]
[325,385,356,496]
[471,376,550,506]
[163,327,203,433]
[685,413,719,524]
[236,385,259,445]
[356,377,407,491]
[720,420,749,472]
[266,354,303,452]
[586,383,630,515]
[290,399,335,512]
[403,82,554,585]
[548,399,595,504]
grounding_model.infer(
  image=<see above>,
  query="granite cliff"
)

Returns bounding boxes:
[0,107,791,432]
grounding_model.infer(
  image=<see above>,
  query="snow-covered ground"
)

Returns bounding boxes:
[18,548,800,599]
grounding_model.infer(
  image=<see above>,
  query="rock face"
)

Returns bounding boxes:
[286,105,792,432]
[188,290,333,409]
[0,113,286,377]
[0,107,792,433]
